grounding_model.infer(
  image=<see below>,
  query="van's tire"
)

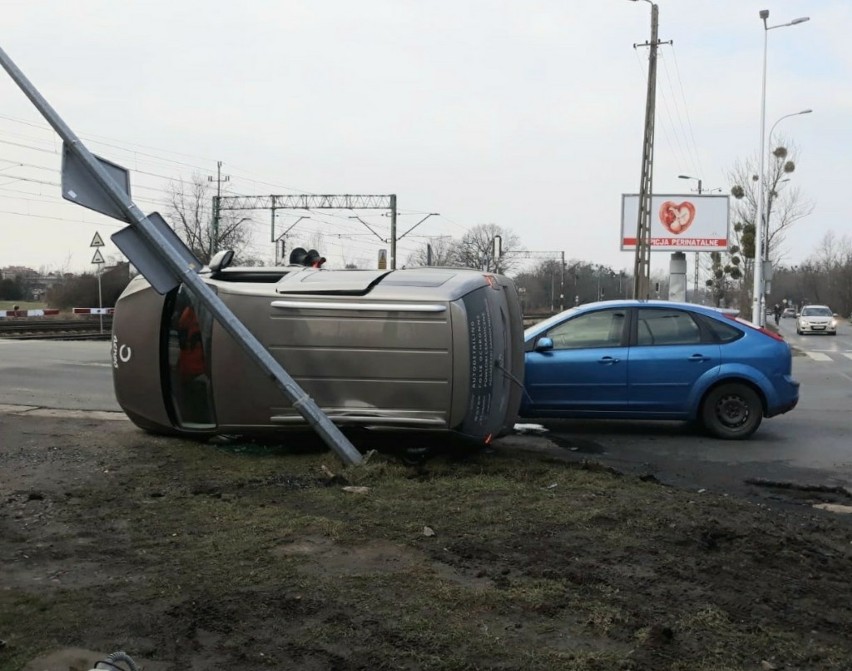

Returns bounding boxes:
[701,383,763,440]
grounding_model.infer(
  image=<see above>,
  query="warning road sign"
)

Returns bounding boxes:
[90,231,105,247]
[92,249,105,264]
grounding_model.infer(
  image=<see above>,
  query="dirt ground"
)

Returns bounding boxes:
[1,408,851,671]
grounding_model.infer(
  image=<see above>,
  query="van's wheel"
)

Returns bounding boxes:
[701,383,762,440]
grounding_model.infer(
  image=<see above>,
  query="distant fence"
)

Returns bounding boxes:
[72,308,115,316]
[0,309,60,319]
[0,307,115,319]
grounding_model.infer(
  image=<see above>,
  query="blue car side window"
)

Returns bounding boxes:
[546,309,626,350]
[637,308,701,346]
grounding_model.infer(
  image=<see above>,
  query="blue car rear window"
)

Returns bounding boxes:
[698,314,744,344]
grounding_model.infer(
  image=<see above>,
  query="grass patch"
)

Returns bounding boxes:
[1,432,851,670]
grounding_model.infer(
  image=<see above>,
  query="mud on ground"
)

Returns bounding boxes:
[1,410,850,671]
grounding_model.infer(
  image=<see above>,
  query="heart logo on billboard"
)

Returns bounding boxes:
[659,201,696,235]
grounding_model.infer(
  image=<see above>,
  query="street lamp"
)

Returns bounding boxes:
[679,175,704,303]
[769,109,812,144]
[753,9,810,326]
[762,109,812,289]
[678,174,702,194]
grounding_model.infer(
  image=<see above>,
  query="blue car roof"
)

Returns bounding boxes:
[524,300,747,340]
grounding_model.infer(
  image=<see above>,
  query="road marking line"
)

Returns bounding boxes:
[805,352,832,362]
[844,353,852,361]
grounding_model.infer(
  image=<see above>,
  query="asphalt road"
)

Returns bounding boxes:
[0,339,119,411]
[2,328,851,497]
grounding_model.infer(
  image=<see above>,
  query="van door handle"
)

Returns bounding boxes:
[688,354,711,362]
[598,356,620,365]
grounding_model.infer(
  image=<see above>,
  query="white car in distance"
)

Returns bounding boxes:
[796,305,837,336]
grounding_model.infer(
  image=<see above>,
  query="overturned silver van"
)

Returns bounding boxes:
[111,264,524,444]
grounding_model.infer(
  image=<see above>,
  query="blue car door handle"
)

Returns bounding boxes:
[688,354,711,362]
[598,356,620,365]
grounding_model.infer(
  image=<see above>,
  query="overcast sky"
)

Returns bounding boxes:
[1,0,847,278]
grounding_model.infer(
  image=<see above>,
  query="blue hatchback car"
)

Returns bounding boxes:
[521,300,799,439]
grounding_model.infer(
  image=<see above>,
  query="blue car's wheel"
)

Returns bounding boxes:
[701,383,763,440]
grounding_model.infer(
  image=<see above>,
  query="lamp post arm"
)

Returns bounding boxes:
[769,117,786,139]
[398,213,438,240]
[276,215,309,242]
[349,215,386,243]
[769,109,812,146]
[767,18,810,30]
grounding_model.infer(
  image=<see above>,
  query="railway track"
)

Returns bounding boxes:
[0,319,112,340]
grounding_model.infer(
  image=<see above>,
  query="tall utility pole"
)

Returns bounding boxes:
[389,194,398,270]
[208,161,229,257]
[631,1,668,300]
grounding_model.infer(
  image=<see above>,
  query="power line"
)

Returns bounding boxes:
[0,119,478,266]
[659,51,701,178]
[633,49,687,176]
[0,208,124,227]
[657,52,694,175]
[670,44,706,179]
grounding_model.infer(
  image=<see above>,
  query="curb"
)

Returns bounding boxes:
[0,404,128,420]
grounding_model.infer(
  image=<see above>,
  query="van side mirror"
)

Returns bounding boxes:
[209,249,235,272]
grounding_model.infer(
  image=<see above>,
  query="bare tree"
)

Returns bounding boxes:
[405,236,458,268]
[795,232,852,314]
[730,139,813,263]
[164,173,252,265]
[717,139,813,317]
[455,223,522,274]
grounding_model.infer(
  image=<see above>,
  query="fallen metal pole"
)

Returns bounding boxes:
[0,45,363,466]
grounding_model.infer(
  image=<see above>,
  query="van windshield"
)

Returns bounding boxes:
[166,285,216,428]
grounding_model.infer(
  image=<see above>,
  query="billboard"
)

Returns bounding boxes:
[621,194,729,252]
